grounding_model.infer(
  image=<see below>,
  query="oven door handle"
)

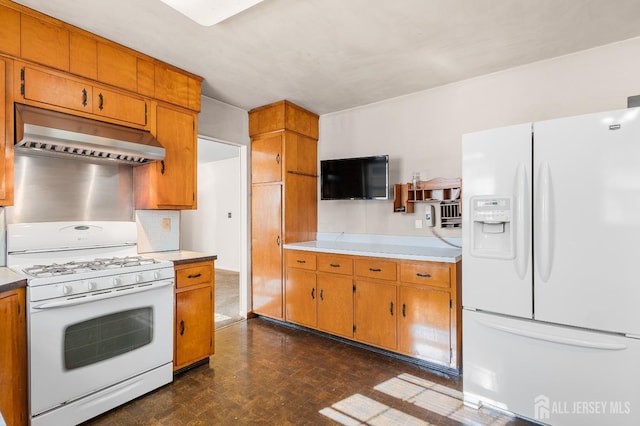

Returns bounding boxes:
[32,280,174,310]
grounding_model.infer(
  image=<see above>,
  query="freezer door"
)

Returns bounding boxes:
[533,107,640,335]
[463,310,640,426]
[462,123,532,318]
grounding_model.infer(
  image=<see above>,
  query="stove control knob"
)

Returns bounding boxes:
[113,277,122,287]
[88,281,97,291]
[63,284,73,295]
[136,274,143,283]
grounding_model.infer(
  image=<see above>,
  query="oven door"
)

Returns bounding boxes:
[28,280,174,417]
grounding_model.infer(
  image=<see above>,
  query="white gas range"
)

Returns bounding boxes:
[7,221,175,426]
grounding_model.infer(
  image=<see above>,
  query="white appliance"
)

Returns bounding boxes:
[462,107,640,425]
[7,221,175,426]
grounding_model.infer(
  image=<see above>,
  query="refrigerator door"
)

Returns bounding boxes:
[463,310,640,426]
[533,107,640,335]
[462,123,533,318]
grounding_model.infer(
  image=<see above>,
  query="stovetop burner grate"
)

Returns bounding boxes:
[22,256,159,278]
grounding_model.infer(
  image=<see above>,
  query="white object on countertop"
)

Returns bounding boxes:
[136,210,180,253]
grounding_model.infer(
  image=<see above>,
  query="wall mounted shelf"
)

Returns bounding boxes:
[393,177,461,214]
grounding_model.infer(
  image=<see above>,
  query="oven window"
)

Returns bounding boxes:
[64,308,153,370]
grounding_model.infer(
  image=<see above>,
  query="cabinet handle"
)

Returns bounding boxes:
[188,273,202,279]
[329,263,340,268]
[296,259,306,264]
[402,303,406,318]
[369,267,382,272]
[160,160,165,175]
[416,273,432,278]
[81,88,88,107]
[276,235,281,246]
[311,288,315,299]
[179,320,185,336]
[320,289,324,301]
[276,153,280,164]
[389,302,394,316]
[98,93,104,110]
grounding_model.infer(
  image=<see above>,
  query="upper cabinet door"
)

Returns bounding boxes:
[22,66,93,114]
[69,32,97,80]
[92,87,147,126]
[20,14,69,71]
[251,134,282,183]
[155,105,196,208]
[97,43,137,92]
[0,5,20,57]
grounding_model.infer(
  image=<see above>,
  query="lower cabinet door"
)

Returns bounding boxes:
[175,286,212,369]
[398,286,451,366]
[354,280,397,350]
[317,274,353,338]
[285,269,317,327]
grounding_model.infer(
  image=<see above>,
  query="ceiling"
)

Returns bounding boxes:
[12,0,640,114]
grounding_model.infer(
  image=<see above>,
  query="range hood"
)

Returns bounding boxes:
[15,104,165,164]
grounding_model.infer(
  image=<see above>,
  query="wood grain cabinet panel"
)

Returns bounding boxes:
[285,268,317,328]
[317,254,353,275]
[317,273,353,338]
[137,58,155,97]
[285,251,317,271]
[155,65,189,108]
[398,286,451,366]
[400,261,450,288]
[354,279,397,351]
[69,32,97,80]
[0,58,13,206]
[251,184,284,319]
[22,66,92,114]
[251,133,282,184]
[97,43,137,92]
[174,260,215,371]
[0,4,20,57]
[20,14,69,71]
[355,258,397,281]
[91,87,147,126]
[0,288,28,426]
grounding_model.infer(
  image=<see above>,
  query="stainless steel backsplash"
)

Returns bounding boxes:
[6,151,134,224]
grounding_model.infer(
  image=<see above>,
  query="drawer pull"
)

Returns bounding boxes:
[369,268,382,272]
[402,303,406,317]
[296,259,306,264]
[311,288,315,299]
[330,263,341,268]
[188,273,202,279]
[179,320,185,336]
[81,88,88,107]
[320,289,324,301]
[389,302,394,316]
[98,93,104,110]
[416,273,432,278]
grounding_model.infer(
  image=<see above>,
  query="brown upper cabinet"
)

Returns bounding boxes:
[0,0,202,112]
[0,4,20,57]
[249,100,319,139]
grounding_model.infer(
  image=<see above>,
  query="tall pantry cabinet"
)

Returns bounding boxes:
[250,101,318,319]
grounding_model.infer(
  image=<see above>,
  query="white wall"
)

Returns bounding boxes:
[319,36,640,238]
[198,95,250,146]
[181,142,241,271]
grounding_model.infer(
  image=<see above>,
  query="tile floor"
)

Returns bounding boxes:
[84,318,534,425]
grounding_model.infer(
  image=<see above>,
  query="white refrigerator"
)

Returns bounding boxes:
[462,107,640,425]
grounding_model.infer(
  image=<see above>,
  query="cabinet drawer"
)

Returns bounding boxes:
[286,251,316,270]
[317,254,353,275]
[355,259,397,281]
[176,264,212,288]
[400,262,450,288]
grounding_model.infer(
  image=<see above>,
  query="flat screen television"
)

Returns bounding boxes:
[321,155,389,200]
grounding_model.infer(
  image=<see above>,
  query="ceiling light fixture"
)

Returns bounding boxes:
[159,0,265,26]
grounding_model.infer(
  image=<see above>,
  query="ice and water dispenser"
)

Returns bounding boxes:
[470,196,515,259]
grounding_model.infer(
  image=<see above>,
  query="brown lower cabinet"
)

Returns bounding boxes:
[285,249,462,370]
[173,260,215,371]
[0,287,28,425]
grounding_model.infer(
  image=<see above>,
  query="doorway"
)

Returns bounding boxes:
[181,137,249,327]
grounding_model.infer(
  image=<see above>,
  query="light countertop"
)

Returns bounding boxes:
[0,267,28,293]
[284,233,461,263]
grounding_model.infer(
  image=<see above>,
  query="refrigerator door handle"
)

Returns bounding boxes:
[535,161,554,282]
[478,317,627,350]
[514,163,529,279]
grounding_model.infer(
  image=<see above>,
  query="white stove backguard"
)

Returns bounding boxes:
[6,221,138,269]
